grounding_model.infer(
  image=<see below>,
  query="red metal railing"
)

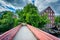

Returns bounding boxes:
[27,24,60,40]
[0,25,21,40]
[0,24,60,40]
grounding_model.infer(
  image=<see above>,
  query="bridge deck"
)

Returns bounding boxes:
[13,26,37,40]
[0,24,59,40]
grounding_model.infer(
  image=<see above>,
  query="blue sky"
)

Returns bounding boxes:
[0,0,60,15]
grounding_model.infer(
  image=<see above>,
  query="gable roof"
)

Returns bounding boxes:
[40,6,55,15]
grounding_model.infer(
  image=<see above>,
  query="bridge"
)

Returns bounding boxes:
[0,23,60,40]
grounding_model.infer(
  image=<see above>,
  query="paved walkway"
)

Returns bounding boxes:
[13,26,37,40]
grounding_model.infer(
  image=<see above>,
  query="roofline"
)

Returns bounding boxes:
[40,6,55,15]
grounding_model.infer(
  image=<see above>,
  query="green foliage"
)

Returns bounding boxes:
[0,11,14,32]
[55,16,60,28]
[0,3,49,33]
[55,16,60,24]
[13,18,19,27]
[38,13,50,28]
[16,3,49,28]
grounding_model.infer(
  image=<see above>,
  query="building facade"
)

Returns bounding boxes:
[40,6,55,28]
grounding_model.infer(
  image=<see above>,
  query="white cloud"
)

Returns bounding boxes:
[0,6,8,12]
[55,13,60,16]
[35,0,49,12]
[0,0,14,11]
[0,0,15,8]
[35,0,59,12]
[0,0,59,16]
[45,0,58,3]
[0,0,28,12]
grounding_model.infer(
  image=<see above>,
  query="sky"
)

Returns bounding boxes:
[0,0,60,15]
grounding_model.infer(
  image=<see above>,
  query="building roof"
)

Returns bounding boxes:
[40,6,55,15]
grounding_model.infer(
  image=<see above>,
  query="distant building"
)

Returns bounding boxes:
[13,14,18,19]
[40,6,55,28]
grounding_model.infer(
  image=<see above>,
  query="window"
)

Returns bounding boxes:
[51,17,52,20]
[51,13,52,16]
[46,10,48,12]
[48,13,50,16]
[51,10,52,13]
[52,17,54,20]
[49,10,51,12]
[52,20,54,23]
[48,24,50,27]
[48,16,50,19]
[51,21,52,23]
[53,13,54,16]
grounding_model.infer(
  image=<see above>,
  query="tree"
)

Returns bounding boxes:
[38,13,50,28]
[55,16,60,24]
[13,14,19,27]
[16,3,49,28]
[54,16,60,30]
[0,3,49,33]
[0,11,14,32]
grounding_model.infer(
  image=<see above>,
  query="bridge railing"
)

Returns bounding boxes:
[27,24,60,40]
[0,25,21,40]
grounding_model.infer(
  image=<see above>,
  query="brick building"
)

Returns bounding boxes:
[40,6,55,28]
